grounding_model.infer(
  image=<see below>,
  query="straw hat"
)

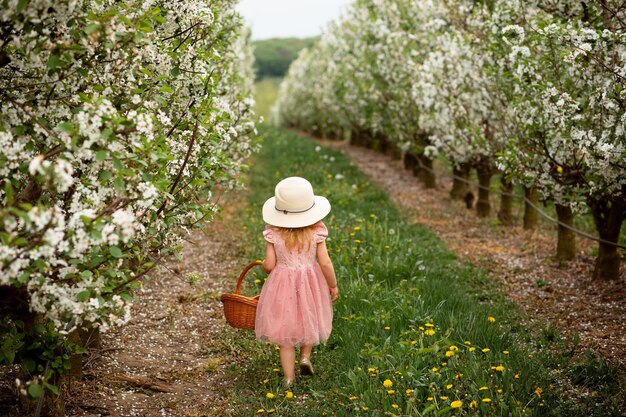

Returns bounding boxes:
[262,177,331,228]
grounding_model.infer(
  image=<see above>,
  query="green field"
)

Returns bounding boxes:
[213,128,623,416]
[255,77,282,122]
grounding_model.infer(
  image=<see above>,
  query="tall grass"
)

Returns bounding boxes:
[214,127,623,416]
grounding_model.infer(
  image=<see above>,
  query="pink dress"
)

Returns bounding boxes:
[255,222,333,347]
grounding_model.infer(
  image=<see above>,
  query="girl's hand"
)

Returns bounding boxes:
[329,286,339,302]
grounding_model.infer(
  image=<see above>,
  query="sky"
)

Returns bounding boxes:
[236,0,354,40]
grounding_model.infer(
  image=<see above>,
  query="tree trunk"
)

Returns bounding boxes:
[475,163,492,217]
[417,154,436,189]
[589,198,625,280]
[555,204,576,262]
[523,187,539,230]
[403,152,419,176]
[450,163,471,200]
[498,177,514,225]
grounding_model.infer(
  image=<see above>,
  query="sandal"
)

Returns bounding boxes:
[299,357,314,376]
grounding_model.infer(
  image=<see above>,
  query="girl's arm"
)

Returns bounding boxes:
[316,241,338,302]
[262,242,276,274]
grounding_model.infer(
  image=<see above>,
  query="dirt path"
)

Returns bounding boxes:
[325,140,625,370]
[64,193,246,417]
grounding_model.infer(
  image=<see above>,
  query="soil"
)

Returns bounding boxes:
[2,135,625,416]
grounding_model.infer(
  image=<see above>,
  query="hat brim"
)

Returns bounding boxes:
[262,196,331,228]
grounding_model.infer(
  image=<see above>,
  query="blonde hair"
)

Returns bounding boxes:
[272,222,319,252]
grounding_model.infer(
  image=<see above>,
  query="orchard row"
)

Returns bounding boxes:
[0,0,256,408]
[275,0,626,281]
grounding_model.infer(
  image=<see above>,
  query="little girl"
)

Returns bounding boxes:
[255,176,339,386]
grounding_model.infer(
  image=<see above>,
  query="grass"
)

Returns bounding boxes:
[212,127,624,416]
[254,77,282,122]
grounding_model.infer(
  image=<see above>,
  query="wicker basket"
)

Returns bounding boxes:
[221,261,263,330]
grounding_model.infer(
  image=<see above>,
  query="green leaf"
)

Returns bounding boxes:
[109,246,123,258]
[47,54,63,70]
[96,150,107,161]
[76,290,91,302]
[84,23,99,35]
[137,20,153,33]
[98,170,112,181]
[159,84,173,93]
[114,177,125,192]
[58,121,75,133]
[80,270,93,278]
[28,383,44,398]
[16,0,28,13]
[112,156,124,170]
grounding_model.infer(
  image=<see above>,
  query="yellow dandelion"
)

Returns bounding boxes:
[266,393,274,399]
[445,350,455,357]
[495,365,505,372]
[286,391,294,399]
[469,347,476,352]
[368,367,377,372]
[384,326,390,330]
[488,316,496,323]
[427,397,434,401]
[450,345,459,351]
[354,239,362,244]
[441,396,449,400]
[272,368,280,372]
[411,340,417,345]
[424,329,435,336]
[254,279,261,284]
[353,226,361,231]
[464,341,472,345]
[406,389,414,396]
[469,400,478,408]
[482,348,491,353]
[349,396,358,401]
[497,389,503,394]
[424,323,434,327]
[503,350,509,355]
[362,406,369,411]
[383,379,393,388]
[456,373,464,379]
[446,384,453,389]
[387,390,395,395]
[431,367,438,373]
[535,387,543,398]
[268,409,275,414]
[257,409,265,414]
[482,398,492,403]
[451,400,462,409]
[479,386,489,391]
[391,404,399,409]
[514,373,520,379]
[556,166,563,174]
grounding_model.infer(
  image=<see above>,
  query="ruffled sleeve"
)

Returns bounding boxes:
[313,222,328,244]
[263,226,275,244]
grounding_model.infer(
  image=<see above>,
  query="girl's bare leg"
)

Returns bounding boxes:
[300,344,313,361]
[279,346,296,383]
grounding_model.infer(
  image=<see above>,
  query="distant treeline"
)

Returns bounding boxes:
[253,37,318,79]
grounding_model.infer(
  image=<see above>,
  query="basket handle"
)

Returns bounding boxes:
[235,260,264,295]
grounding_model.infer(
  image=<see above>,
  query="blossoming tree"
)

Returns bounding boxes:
[275,0,625,279]
[0,0,256,405]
